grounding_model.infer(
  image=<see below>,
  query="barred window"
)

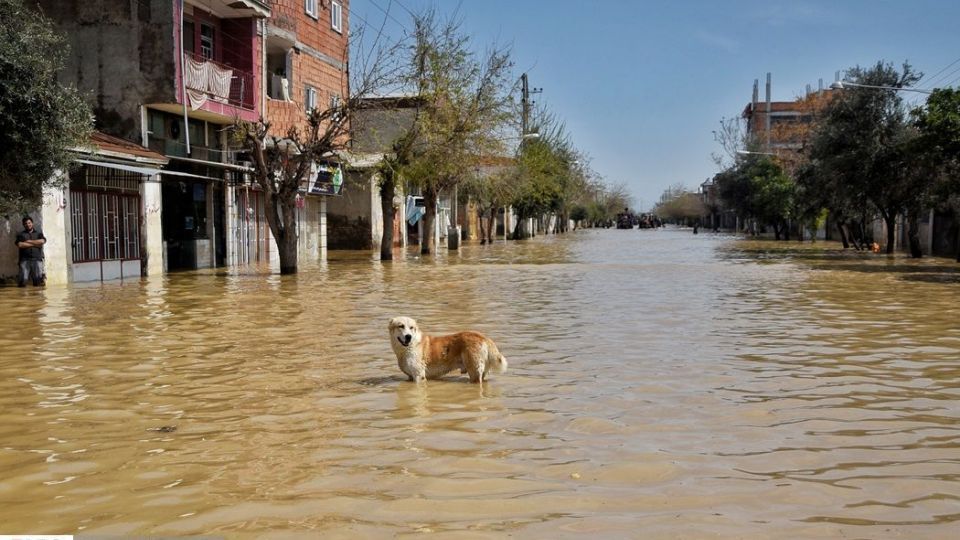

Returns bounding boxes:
[70,190,141,262]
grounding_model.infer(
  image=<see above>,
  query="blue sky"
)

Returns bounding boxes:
[348,0,960,212]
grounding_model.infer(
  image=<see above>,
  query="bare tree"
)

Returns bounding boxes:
[400,9,514,255]
[711,116,752,169]
[234,27,401,274]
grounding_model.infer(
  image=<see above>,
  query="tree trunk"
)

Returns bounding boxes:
[379,174,396,261]
[511,210,526,239]
[906,207,923,258]
[265,191,299,274]
[421,188,437,255]
[783,220,790,241]
[486,207,496,243]
[277,230,298,274]
[957,221,960,262]
[837,221,850,249]
[477,208,487,244]
[884,213,896,255]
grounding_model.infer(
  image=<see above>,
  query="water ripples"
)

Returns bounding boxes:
[1,230,959,537]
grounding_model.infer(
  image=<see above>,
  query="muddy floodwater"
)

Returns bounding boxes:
[2,228,960,538]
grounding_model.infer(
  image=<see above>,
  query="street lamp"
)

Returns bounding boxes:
[829,80,933,94]
[736,150,776,156]
[521,132,540,140]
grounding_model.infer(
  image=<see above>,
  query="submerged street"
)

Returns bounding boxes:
[2,229,959,538]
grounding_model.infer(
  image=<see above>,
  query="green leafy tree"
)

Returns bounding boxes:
[751,158,796,240]
[400,9,514,254]
[0,0,92,215]
[461,161,514,243]
[805,61,922,253]
[715,155,796,239]
[510,137,564,238]
[914,88,960,259]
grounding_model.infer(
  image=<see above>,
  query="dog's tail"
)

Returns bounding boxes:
[488,342,508,374]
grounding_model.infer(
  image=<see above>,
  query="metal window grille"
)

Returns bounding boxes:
[86,192,100,260]
[69,190,141,262]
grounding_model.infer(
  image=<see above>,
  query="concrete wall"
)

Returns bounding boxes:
[141,176,164,276]
[36,0,177,142]
[326,172,376,249]
[40,188,69,285]
[352,106,419,153]
[298,196,325,261]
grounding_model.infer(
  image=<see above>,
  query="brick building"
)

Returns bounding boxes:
[263,0,350,259]
[31,0,349,281]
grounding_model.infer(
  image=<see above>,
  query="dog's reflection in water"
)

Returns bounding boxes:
[393,378,504,423]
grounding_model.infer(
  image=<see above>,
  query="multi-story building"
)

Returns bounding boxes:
[32,0,348,281]
[264,0,350,260]
[741,75,828,154]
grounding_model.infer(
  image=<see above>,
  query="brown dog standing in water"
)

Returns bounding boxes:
[388,317,508,383]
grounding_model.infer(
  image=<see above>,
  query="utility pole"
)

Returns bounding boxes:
[520,73,541,135]
[765,72,772,150]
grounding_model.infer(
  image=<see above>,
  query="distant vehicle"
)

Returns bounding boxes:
[637,213,661,229]
[615,211,635,229]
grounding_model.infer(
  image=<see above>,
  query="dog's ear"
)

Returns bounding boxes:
[387,317,401,330]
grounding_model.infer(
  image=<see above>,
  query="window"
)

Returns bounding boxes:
[305,0,318,19]
[200,23,215,60]
[331,1,343,33]
[183,20,195,55]
[70,189,141,262]
[305,85,317,112]
[267,45,293,101]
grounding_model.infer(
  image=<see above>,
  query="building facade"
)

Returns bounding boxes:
[264,0,351,260]
[33,0,349,281]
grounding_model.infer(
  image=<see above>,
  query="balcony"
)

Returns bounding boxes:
[175,1,265,122]
[184,51,256,112]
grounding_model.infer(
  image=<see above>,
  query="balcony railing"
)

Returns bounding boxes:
[183,52,255,111]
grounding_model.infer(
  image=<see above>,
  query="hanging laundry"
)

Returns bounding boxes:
[208,63,233,101]
[406,196,425,226]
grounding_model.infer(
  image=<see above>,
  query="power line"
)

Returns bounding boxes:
[931,64,960,89]
[363,0,409,32]
[392,0,416,18]
[924,56,960,88]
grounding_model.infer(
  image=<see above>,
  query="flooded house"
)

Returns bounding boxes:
[23,0,350,281]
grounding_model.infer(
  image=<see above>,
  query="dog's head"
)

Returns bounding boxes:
[388,316,421,349]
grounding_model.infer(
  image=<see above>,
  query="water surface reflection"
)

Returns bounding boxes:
[1,229,959,538]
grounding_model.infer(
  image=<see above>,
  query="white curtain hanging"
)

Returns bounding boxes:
[208,63,233,101]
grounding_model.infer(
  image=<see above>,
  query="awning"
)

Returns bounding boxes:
[160,170,226,182]
[76,158,224,182]
[167,155,254,172]
[76,159,163,176]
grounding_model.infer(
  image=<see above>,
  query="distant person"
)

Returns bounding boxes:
[15,216,45,287]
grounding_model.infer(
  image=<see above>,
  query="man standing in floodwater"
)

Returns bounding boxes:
[15,216,45,287]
